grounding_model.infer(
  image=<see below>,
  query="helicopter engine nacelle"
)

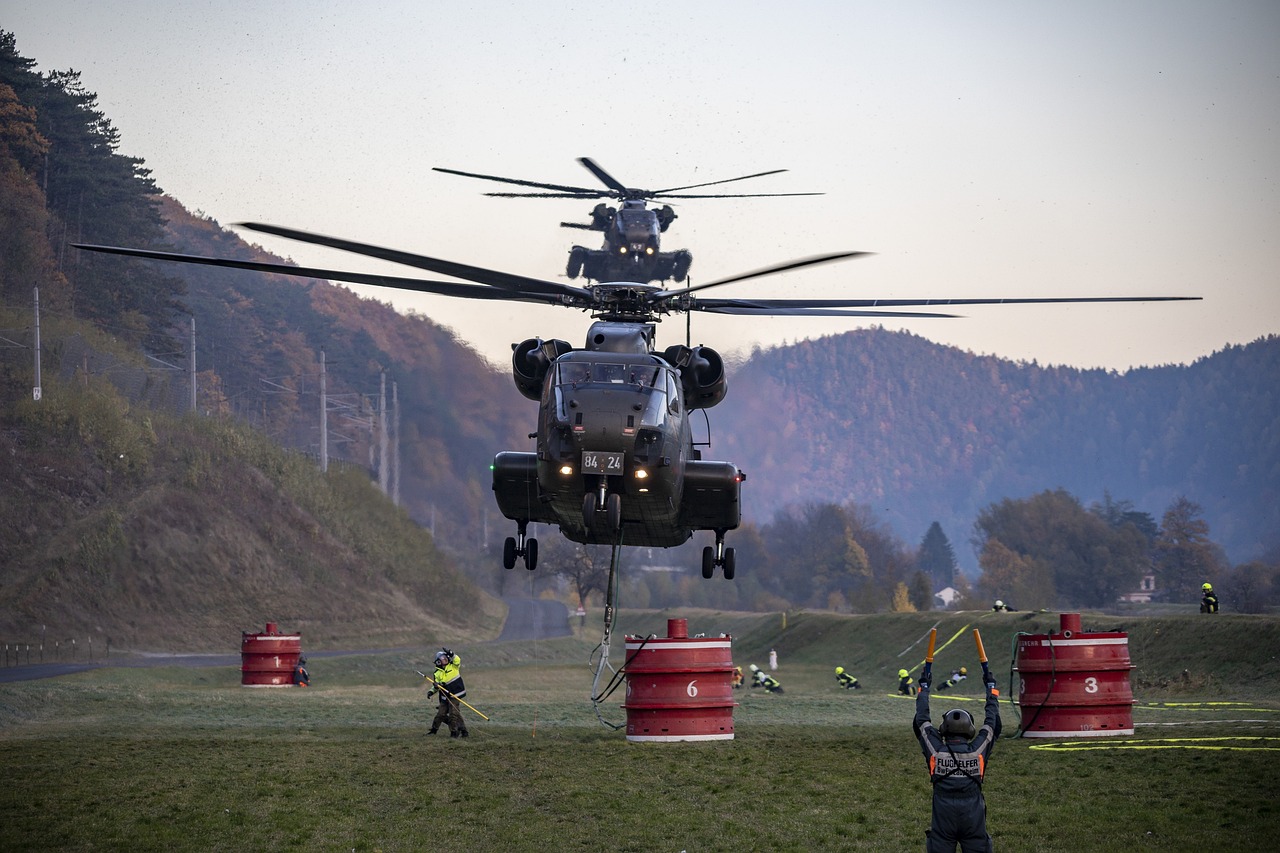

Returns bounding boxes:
[512,337,573,400]
[662,344,728,410]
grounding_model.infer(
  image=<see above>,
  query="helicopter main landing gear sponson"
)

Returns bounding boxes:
[701,531,735,580]
[503,521,538,571]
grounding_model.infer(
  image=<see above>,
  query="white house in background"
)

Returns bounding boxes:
[1119,573,1157,604]
[935,587,960,609]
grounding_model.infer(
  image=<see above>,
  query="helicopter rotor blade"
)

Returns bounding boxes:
[560,222,595,230]
[71,243,565,305]
[236,222,590,301]
[693,303,960,318]
[432,166,601,197]
[483,191,606,199]
[654,252,873,301]
[652,169,790,194]
[577,157,630,195]
[694,295,1202,310]
[652,191,824,200]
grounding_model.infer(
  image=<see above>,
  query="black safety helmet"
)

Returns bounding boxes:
[940,708,976,739]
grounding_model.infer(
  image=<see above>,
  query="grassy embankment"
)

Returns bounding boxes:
[3,609,1278,851]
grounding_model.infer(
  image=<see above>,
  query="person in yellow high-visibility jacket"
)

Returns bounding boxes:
[427,649,468,738]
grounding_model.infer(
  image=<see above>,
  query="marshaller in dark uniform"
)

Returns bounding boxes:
[913,668,1002,852]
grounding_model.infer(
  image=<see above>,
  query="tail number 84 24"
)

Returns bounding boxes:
[582,451,624,474]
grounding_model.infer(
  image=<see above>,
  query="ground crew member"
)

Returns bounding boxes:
[899,668,917,696]
[937,667,967,692]
[1200,583,1219,614]
[914,666,1002,852]
[731,666,744,689]
[292,656,310,687]
[427,648,469,738]
[749,664,783,693]
[991,600,1009,612]
[835,666,861,689]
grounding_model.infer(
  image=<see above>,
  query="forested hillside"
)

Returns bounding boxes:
[714,329,1279,569]
[2,28,1275,625]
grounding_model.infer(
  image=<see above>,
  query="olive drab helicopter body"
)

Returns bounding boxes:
[493,318,743,576]
[73,177,1200,582]
[433,157,821,284]
[565,200,691,284]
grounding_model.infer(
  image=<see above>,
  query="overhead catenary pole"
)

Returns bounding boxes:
[188,315,197,412]
[378,369,388,494]
[32,287,41,401]
[319,350,328,473]
[391,380,400,505]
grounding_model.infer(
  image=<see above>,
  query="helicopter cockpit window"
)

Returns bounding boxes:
[627,366,660,387]
[593,363,626,383]
[639,374,671,428]
[665,368,681,414]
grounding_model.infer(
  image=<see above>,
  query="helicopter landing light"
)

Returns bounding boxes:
[559,464,574,476]
[634,469,649,479]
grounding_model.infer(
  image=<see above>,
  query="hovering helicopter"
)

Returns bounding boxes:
[433,157,821,284]
[74,225,1199,584]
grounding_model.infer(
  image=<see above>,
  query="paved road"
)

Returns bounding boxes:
[496,597,572,642]
[0,599,568,683]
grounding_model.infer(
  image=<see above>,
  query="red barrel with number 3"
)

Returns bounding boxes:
[1014,613,1135,737]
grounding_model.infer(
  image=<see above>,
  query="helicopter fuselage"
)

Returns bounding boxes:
[492,327,741,550]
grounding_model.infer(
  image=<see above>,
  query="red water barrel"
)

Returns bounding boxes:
[240,622,303,687]
[623,618,736,742]
[1014,612,1134,737]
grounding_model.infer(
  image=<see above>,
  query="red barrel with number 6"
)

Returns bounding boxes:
[623,618,737,742]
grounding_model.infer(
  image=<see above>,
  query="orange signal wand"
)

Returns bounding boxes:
[973,628,988,664]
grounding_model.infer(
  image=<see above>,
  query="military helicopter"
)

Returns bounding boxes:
[75,225,1199,583]
[433,157,821,284]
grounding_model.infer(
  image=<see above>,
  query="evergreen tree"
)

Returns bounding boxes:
[917,521,958,590]
[0,31,185,335]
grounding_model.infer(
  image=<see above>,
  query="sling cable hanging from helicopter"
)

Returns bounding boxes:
[589,527,654,729]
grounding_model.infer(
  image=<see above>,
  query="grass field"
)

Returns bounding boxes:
[3,609,1279,851]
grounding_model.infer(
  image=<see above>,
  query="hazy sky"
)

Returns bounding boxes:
[7,1,1278,370]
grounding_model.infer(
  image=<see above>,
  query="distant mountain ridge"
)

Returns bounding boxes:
[713,328,1278,569]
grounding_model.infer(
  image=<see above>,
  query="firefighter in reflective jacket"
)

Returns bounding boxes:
[898,668,917,696]
[749,664,783,693]
[427,648,469,738]
[913,668,1002,852]
[835,666,861,689]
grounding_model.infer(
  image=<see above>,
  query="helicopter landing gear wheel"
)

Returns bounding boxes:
[567,246,586,279]
[506,522,537,570]
[606,493,622,532]
[672,250,692,282]
[701,531,736,579]
[582,492,597,528]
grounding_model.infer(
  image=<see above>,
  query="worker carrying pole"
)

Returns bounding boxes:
[912,627,1002,852]
[421,648,473,738]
